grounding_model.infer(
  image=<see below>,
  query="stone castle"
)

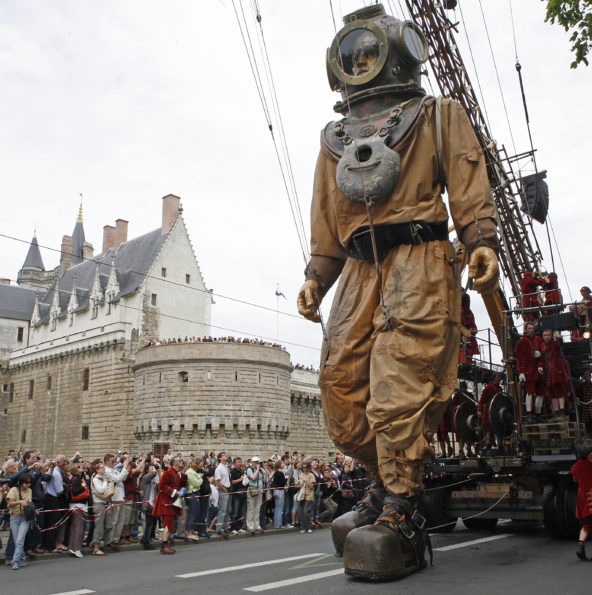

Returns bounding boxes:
[0,195,333,459]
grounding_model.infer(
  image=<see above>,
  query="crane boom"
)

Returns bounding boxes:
[404,0,544,302]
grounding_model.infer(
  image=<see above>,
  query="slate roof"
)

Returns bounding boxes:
[36,227,168,325]
[0,284,38,321]
[22,235,45,270]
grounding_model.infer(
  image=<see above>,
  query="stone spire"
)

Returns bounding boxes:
[71,203,86,265]
[22,231,45,270]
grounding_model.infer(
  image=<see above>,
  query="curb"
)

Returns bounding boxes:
[1,525,328,564]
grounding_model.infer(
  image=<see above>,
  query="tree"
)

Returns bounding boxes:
[543,0,592,68]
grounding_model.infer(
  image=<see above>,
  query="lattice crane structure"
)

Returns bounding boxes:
[404,0,544,300]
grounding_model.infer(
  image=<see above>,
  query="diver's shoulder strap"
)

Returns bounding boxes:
[435,96,446,191]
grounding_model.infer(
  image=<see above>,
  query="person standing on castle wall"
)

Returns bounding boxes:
[152,457,187,555]
[103,453,130,548]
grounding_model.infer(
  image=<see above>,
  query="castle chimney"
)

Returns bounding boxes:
[161,194,181,235]
[113,219,128,251]
[102,225,115,255]
[60,235,73,269]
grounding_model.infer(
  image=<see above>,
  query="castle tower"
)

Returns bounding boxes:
[71,204,86,264]
[17,232,51,291]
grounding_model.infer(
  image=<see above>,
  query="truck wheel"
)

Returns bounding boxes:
[420,480,457,533]
[462,517,498,530]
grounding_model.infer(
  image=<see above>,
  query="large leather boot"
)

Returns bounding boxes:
[343,494,431,580]
[331,481,385,556]
[160,542,176,555]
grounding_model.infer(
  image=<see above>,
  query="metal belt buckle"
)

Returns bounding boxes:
[351,229,372,261]
[412,510,427,530]
[409,222,424,244]
[399,520,415,540]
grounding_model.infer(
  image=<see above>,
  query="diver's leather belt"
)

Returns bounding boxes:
[345,221,448,262]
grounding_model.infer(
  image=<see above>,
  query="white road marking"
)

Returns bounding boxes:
[176,553,325,578]
[244,568,344,592]
[50,590,96,595]
[434,533,512,552]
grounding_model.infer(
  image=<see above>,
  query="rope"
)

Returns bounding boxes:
[427,489,509,531]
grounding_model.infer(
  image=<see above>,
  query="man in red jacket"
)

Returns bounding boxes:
[541,329,571,418]
[520,271,542,322]
[570,445,592,560]
[516,322,544,421]
[152,457,187,554]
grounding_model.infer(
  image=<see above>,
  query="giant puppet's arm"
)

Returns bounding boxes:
[298,151,346,322]
[441,100,499,295]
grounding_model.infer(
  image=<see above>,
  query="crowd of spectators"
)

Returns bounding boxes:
[142,336,286,350]
[0,448,368,567]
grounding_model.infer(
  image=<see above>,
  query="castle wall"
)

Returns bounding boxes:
[2,341,334,461]
[2,339,135,457]
[132,342,293,458]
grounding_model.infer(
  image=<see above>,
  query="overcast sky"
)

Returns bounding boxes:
[1,0,589,367]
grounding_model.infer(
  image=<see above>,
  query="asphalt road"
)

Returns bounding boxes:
[1,521,589,595]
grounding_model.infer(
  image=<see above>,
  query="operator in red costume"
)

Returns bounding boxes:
[520,271,541,322]
[460,292,479,364]
[515,322,544,421]
[152,457,187,555]
[541,329,570,418]
[542,272,562,315]
[478,373,503,449]
[436,398,453,458]
[570,445,592,561]
[297,4,498,580]
[577,371,592,435]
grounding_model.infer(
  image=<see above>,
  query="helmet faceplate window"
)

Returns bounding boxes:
[328,21,388,86]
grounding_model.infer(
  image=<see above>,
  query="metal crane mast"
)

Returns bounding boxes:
[404,0,544,299]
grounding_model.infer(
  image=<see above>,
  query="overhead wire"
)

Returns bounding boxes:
[457,0,492,133]
[249,1,309,259]
[3,275,321,353]
[476,0,518,156]
[507,0,572,296]
[231,0,310,265]
[0,232,303,322]
[230,0,310,265]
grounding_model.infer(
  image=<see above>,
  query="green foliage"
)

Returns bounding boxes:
[543,0,592,67]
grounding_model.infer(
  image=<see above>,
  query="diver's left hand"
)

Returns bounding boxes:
[468,246,499,295]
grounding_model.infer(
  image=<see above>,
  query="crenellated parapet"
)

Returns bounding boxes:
[131,341,294,455]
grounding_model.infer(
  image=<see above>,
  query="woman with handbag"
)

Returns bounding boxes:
[245,457,264,534]
[90,459,115,556]
[6,473,35,570]
[271,460,286,529]
[297,463,316,534]
[68,463,89,558]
